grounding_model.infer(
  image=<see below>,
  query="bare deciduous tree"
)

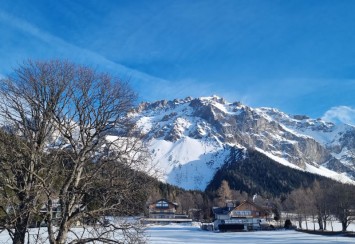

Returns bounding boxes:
[0,60,152,244]
[0,60,74,244]
[329,183,355,232]
[177,192,194,215]
[285,188,313,229]
[310,180,332,230]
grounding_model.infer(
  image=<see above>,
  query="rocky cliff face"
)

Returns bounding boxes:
[255,107,355,175]
[131,96,355,190]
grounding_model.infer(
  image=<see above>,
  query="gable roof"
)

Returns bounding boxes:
[212,206,234,215]
[150,199,178,207]
[232,200,272,216]
[213,199,270,216]
[235,199,265,211]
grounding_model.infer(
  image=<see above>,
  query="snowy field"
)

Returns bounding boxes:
[146,224,355,244]
[1,223,354,243]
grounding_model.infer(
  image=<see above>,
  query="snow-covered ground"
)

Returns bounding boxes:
[146,223,355,244]
[0,223,354,243]
[298,220,355,232]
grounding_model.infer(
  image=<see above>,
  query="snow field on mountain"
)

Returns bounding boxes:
[255,147,303,170]
[149,137,229,190]
[256,147,354,184]
[305,163,353,184]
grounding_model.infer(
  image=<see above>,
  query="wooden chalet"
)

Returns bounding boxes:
[148,199,178,219]
[230,200,269,219]
[141,199,192,224]
[213,199,271,231]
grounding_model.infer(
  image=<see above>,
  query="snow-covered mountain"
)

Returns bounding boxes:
[131,96,355,190]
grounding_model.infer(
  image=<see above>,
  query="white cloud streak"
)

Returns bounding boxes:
[0,9,244,103]
[322,106,355,126]
[0,10,170,89]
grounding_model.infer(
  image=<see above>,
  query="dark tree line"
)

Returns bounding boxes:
[207,148,337,197]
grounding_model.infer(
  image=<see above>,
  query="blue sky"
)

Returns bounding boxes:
[1,0,355,123]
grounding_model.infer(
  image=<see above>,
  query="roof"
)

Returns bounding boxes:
[213,199,270,215]
[158,198,178,206]
[212,206,234,215]
[235,199,266,211]
[150,199,178,207]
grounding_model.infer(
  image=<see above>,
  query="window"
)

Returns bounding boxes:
[156,200,169,208]
[234,210,251,216]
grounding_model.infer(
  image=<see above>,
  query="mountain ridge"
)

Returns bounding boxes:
[131,96,355,191]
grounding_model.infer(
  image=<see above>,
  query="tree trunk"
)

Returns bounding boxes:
[312,214,315,230]
[342,221,347,232]
[298,218,302,229]
[317,217,323,230]
[56,222,70,244]
[13,222,28,244]
[13,194,31,244]
[330,220,333,232]
[323,219,327,231]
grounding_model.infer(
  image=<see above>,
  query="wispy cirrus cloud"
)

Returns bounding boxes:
[0,9,156,77]
[0,10,182,99]
[0,9,220,103]
[322,106,355,126]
